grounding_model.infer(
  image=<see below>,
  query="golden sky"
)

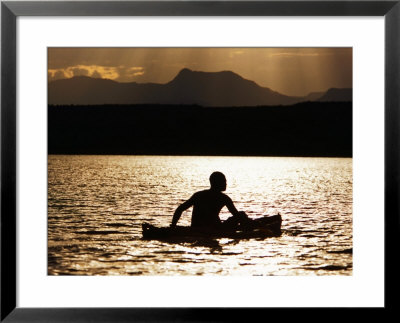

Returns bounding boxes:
[48,48,352,97]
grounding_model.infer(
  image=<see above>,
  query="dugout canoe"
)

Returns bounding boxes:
[142,213,282,241]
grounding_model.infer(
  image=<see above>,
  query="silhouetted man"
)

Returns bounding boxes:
[170,171,249,229]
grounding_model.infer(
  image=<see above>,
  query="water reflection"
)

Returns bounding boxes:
[48,155,352,275]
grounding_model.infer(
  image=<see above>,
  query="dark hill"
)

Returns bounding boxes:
[48,69,333,106]
[164,69,299,106]
[48,76,164,105]
[48,102,352,157]
[302,91,325,101]
[318,88,352,102]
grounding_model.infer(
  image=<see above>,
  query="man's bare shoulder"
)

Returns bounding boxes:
[192,189,228,198]
[192,189,210,198]
[221,193,232,202]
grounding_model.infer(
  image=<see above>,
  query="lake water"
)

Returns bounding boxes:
[48,155,352,276]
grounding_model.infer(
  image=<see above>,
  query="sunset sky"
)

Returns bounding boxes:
[48,48,352,97]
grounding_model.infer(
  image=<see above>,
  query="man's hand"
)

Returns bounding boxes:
[238,211,249,219]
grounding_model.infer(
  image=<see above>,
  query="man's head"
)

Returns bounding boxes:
[209,171,227,191]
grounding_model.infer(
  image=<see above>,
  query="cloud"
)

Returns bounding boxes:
[91,70,102,79]
[48,65,145,82]
[48,69,67,81]
[125,66,145,77]
[269,52,322,58]
[113,66,145,82]
[71,67,89,77]
[229,50,244,58]
[267,48,347,58]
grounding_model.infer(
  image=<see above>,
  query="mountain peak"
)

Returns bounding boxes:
[171,68,245,84]
[48,69,352,106]
[178,68,193,74]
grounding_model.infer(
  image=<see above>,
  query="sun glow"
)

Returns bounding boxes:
[48,47,352,96]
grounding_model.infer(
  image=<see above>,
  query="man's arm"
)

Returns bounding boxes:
[171,196,195,227]
[224,195,250,222]
[224,195,241,217]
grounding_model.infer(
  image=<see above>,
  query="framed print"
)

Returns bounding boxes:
[1,0,399,321]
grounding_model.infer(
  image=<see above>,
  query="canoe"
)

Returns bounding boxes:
[142,213,282,242]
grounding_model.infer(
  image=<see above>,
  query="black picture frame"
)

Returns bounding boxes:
[1,0,398,321]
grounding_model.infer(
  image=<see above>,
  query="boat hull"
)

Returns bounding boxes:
[142,214,282,241]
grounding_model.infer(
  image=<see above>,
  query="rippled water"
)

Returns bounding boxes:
[48,155,352,276]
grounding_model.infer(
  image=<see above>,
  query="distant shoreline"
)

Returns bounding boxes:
[47,153,353,158]
[48,102,352,157]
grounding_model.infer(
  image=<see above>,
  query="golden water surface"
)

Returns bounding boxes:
[48,155,352,275]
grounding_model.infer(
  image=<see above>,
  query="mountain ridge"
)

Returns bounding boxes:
[48,69,352,106]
